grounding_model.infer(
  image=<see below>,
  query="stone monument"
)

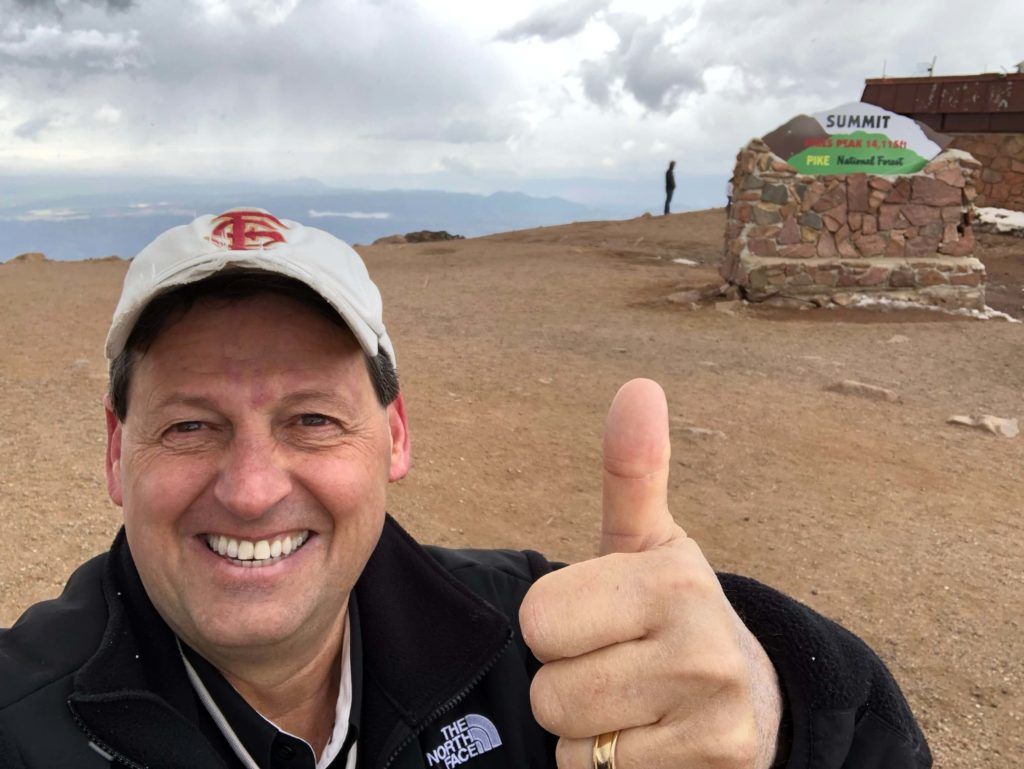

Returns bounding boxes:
[720,102,985,309]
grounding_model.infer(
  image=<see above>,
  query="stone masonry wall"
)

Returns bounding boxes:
[949,133,1024,212]
[720,139,986,309]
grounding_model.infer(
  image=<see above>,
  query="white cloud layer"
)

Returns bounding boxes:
[308,210,391,219]
[0,22,141,68]
[194,0,303,27]
[0,0,1022,195]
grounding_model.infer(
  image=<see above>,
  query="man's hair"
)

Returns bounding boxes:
[107,271,399,422]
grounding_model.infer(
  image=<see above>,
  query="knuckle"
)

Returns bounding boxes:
[529,669,571,734]
[715,658,751,697]
[670,649,748,694]
[653,543,715,596]
[519,585,555,657]
[660,563,700,598]
[707,719,760,769]
[673,679,759,769]
[714,648,751,689]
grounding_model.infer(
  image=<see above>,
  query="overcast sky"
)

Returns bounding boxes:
[1,0,1021,194]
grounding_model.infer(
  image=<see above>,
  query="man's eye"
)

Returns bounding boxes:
[298,414,332,427]
[171,421,203,433]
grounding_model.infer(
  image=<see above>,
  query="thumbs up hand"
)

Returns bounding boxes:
[520,379,783,769]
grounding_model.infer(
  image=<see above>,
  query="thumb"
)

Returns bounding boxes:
[601,378,679,555]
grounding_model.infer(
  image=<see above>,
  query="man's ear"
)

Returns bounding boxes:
[103,395,124,506]
[386,392,411,482]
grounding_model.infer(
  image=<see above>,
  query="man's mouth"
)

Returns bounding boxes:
[203,531,311,568]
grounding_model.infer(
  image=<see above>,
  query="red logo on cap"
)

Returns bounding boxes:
[210,210,288,250]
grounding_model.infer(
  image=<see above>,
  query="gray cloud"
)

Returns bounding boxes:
[580,58,611,107]
[0,0,518,177]
[371,117,521,144]
[0,23,141,69]
[497,0,609,43]
[441,119,508,143]
[13,115,52,139]
[439,155,476,174]
[578,11,703,113]
[572,1,936,116]
[11,0,135,12]
[5,0,1017,185]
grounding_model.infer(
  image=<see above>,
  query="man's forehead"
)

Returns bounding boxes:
[131,363,372,423]
[131,297,367,396]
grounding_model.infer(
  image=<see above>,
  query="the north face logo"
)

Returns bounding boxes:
[425,714,502,767]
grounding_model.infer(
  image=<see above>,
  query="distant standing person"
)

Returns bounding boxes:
[664,160,676,215]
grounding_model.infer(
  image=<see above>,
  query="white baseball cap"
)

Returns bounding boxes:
[105,208,394,365]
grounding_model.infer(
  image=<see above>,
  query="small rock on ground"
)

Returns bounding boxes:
[667,290,703,305]
[681,426,726,439]
[714,300,744,315]
[825,380,900,403]
[947,414,1019,438]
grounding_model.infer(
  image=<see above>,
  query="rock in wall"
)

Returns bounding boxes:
[949,133,1024,212]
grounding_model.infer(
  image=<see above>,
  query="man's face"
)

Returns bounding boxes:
[104,294,410,657]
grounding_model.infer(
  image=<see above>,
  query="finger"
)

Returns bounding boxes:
[602,379,679,556]
[520,552,649,662]
[554,727,661,769]
[521,539,722,662]
[528,639,667,738]
[528,590,747,739]
[554,713,759,769]
[555,729,652,769]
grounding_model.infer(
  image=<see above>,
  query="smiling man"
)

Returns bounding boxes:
[0,209,931,769]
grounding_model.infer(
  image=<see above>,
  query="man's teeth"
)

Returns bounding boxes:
[205,532,310,567]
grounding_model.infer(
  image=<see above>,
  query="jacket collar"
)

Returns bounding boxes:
[69,528,222,769]
[70,516,512,769]
[354,518,513,768]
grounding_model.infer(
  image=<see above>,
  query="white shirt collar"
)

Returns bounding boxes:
[179,615,356,769]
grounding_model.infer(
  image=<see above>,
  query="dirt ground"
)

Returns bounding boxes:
[1,209,1022,767]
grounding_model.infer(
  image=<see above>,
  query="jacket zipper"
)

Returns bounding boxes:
[382,631,514,769]
[68,703,148,769]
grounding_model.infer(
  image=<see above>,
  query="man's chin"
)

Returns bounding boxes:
[184,604,312,655]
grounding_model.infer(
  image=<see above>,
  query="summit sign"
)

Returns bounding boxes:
[762,102,948,176]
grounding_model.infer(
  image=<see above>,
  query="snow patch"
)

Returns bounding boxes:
[975,207,1024,233]
[846,294,1020,323]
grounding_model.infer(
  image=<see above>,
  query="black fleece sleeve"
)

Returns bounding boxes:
[719,573,932,769]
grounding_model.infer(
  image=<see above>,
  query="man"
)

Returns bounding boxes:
[0,209,931,769]
[664,160,676,215]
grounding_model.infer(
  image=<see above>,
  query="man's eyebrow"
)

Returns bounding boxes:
[151,394,219,411]
[150,390,354,411]
[277,389,350,407]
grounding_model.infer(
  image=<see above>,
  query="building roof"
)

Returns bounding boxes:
[861,73,1024,133]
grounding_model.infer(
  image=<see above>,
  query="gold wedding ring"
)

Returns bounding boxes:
[592,731,619,769]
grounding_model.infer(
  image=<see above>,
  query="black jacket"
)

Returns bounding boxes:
[0,516,931,768]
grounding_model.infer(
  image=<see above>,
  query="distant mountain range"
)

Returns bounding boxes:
[0,174,727,261]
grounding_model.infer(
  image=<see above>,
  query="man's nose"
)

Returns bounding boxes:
[213,436,292,519]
